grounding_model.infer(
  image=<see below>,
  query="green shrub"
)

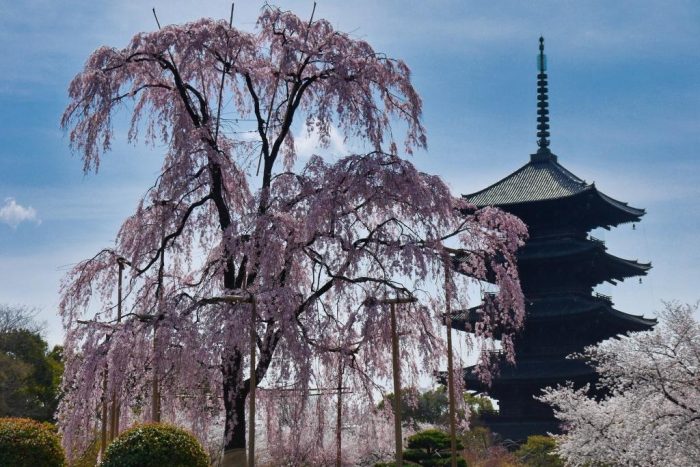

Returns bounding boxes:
[515,435,564,467]
[101,423,208,467]
[403,429,467,467]
[0,417,65,467]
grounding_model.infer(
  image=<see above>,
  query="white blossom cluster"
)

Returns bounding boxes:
[540,302,700,466]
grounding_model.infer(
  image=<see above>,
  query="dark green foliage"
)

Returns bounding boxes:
[0,307,63,422]
[407,428,463,452]
[379,387,449,428]
[101,423,208,467]
[0,417,65,467]
[515,435,564,467]
[463,392,495,418]
[404,429,467,467]
[462,425,494,454]
[379,387,496,430]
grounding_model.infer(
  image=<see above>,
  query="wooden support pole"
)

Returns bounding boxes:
[100,372,108,457]
[152,215,166,424]
[335,358,344,467]
[367,294,415,467]
[109,388,118,440]
[248,299,257,467]
[109,259,125,440]
[390,301,403,466]
[151,323,161,423]
[446,306,458,467]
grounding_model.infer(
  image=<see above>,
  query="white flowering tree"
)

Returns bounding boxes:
[540,302,700,466]
[58,6,527,463]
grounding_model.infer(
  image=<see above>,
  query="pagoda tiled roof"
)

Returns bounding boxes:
[466,151,585,205]
[464,150,645,219]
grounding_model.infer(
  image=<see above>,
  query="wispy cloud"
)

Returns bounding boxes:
[0,198,40,228]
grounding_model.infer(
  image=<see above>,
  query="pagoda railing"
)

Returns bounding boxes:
[527,231,585,242]
[594,292,612,303]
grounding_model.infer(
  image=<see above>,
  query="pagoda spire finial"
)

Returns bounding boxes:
[536,36,551,152]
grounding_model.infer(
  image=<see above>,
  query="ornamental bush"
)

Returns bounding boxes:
[101,423,208,467]
[0,417,65,467]
[515,435,564,467]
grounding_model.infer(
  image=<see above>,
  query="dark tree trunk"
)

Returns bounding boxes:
[222,349,249,465]
[223,385,248,451]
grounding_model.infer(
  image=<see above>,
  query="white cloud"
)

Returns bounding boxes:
[0,198,40,228]
[294,124,349,161]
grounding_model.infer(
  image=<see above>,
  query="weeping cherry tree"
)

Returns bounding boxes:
[58,6,527,463]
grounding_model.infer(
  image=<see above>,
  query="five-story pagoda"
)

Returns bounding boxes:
[454,38,656,441]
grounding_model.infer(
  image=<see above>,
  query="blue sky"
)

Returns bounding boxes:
[0,0,698,346]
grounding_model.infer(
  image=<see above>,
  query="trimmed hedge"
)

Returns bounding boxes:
[0,417,65,467]
[101,423,208,467]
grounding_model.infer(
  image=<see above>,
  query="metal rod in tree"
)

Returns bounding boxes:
[214,3,234,144]
[445,267,458,467]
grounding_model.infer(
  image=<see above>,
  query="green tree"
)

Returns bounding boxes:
[380,387,496,430]
[463,391,496,428]
[379,387,449,428]
[0,305,63,422]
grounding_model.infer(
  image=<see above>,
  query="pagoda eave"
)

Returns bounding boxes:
[449,294,656,334]
[517,237,650,269]
[464,358,595,386]
[517,241,651,288]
